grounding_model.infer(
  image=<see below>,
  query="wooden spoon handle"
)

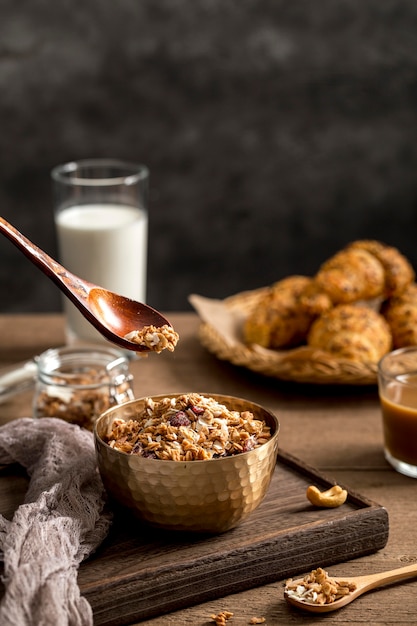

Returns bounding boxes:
[0,217,65,282]
[0,216,92,306]
[355,562,417,592]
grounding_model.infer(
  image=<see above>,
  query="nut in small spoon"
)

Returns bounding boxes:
[0,216,178,354]
[284,563,417,613]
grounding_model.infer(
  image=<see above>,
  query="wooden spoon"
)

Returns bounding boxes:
[285,562,417,613]
[0,216,172,352]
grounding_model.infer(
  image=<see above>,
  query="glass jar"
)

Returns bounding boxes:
[33,346,134,431]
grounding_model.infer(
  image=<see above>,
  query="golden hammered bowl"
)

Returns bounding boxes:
[94,393,280,533]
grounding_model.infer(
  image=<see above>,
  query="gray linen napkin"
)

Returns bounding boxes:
[0,417,112,626]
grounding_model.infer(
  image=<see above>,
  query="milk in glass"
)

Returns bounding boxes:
[55,203,148,342]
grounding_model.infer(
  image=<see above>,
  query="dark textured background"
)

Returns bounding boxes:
[1,0,416,313]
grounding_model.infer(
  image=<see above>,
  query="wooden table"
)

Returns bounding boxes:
[0,313,416,625]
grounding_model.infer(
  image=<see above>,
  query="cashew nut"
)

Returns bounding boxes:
[306,484,348,508]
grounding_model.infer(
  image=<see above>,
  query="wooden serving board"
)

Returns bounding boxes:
[78,450,389,625]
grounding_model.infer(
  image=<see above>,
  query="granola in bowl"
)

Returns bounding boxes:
[94,393,279,532]
[102,393,272,461]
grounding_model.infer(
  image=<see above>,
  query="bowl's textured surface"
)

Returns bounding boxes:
[94,393,279,532]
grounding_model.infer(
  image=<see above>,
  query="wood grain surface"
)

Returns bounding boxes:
[0,314,416,625]
[75,450,388,625]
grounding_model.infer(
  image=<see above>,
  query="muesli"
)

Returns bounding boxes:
[35,369,131,431]
[285,567,356,605]
[103,393,272,461]
[124,324,179,353]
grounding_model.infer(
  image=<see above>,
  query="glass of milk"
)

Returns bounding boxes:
[51,159,149,344]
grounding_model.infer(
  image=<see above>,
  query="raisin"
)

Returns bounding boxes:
[131,441,157,458]
[189,405,205,415]
[132,442,143,454]
[242,436,257,452]
[169,411,191,427]
[142,449,158,459]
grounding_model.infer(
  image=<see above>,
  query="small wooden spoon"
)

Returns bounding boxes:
[0,216,172,352]
[285,562,417,613]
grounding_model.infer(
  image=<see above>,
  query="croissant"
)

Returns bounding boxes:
[307,304,392,364]
[298,281,333,316]
[348,240,415,298]
[243,275,316,349]
[243,239,413,357]
[381,283,417,348]
[302,240,414,312]
[312,247,386,305]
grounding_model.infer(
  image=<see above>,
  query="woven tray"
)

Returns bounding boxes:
[189,290,379,385]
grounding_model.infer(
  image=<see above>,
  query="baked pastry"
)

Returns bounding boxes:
[243,239,413,357]
[243,275,316,349]
[381,283,417,348]
[298,281,333,316]
[303,240,414,311]
[307,304,392,363]
[313,247,386,305]
[348,240,415,297]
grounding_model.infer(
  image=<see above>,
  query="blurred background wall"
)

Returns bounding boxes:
[0,0,416,313]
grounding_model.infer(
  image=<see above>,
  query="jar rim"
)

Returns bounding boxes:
[36,345,131,388]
